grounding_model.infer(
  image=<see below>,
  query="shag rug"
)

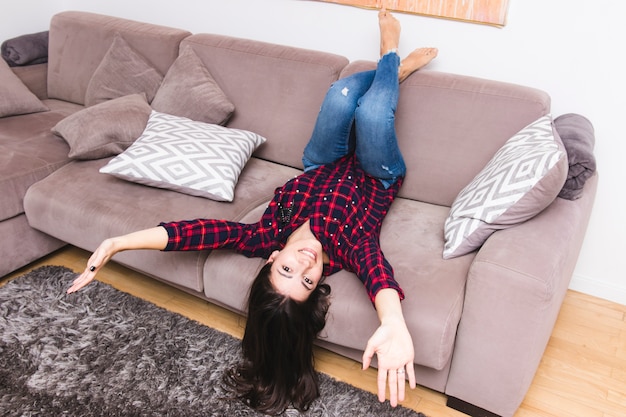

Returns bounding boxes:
[0,266,426,417]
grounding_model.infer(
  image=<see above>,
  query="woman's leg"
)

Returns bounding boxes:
[355,8,438,187]
[354,51,404,188]
[302,70,376,172]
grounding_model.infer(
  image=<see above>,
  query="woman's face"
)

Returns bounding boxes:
[267,238,325,302]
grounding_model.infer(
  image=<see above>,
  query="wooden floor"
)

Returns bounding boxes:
[3,246,625,417]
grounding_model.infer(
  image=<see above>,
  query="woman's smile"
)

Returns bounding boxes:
[299,248,318,262]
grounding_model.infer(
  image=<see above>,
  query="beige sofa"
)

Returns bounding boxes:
[2,11,597,417]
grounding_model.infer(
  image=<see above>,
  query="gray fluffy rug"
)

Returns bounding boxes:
[0,266,426,417]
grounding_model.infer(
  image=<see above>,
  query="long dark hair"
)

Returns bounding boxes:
[224,262,331,415]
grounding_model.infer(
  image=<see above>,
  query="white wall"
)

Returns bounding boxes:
[3,0,625,305]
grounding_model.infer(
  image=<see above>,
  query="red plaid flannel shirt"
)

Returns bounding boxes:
[161,154,405,304]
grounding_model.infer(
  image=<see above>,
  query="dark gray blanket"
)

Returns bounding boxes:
[1,31,48,67]
[554,113,596,200]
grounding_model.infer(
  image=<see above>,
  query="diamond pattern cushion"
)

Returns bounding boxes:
[151,45,234,125]
[443,115,568,259]
[84,33,163,107]
[100,111,266,202]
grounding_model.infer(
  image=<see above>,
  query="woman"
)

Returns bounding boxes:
[67,8,437,414]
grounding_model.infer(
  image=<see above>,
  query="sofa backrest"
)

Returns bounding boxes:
[47,11,191,105]
[180,34,349,170]
[341,61,551,207]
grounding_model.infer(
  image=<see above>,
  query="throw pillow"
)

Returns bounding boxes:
[84,33,163,107]
[100,111,266,202]
[0,58,48,117]
[151,45,235,125]
[52,93,151,160]
[443,114,567,259]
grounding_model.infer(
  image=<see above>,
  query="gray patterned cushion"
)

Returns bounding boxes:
[100,111,266,202]
[443,115,568,259]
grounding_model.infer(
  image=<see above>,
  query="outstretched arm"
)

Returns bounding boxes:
[66,226,169,294]
[362,288,416,407]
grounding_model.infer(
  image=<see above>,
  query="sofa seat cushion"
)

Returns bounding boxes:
[203,197,473,370]
[0,111,70,221]
[24,157,301,292]
[42,99,84,118]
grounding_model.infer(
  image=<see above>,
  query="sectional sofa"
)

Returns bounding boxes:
[1,11,597,417]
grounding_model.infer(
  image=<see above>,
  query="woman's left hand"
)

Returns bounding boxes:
[362,288,416,407]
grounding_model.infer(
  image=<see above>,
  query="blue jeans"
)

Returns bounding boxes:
[302,51,405,188]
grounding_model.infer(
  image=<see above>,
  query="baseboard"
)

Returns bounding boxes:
[446,396,502,417]
[569,273,626,305]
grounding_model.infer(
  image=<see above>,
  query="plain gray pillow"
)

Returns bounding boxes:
[151,45,234,125]
[84,33,163,107]
[0,58,48,117]
[52,93,151,160]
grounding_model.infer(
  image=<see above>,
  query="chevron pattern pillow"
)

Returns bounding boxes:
[100,111,266,202]
[443,114,567,259]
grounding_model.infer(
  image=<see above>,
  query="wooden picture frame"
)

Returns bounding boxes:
[315,0,510,27]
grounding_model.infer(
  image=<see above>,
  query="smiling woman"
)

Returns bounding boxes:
[268,220,328,301]
[65,8,438,416]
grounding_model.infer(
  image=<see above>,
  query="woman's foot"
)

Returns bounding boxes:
[399,47,438,82]
[379,8,401,56]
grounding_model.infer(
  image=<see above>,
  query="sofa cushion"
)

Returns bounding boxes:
[341,61,553,207]
[0,111,69,222]
[203,196,473,370]
[151,45,234,125]
[47,11,190,105]
[84,33,163,107]
[0,59,49,117]
[24,156,300,292]
[180,34,349,170]
[99,111,266,202]
[443,115,568,259]
[52,93,151,160]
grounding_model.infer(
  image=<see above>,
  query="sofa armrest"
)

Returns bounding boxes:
[11,63,48,100]
[445,173,598,417]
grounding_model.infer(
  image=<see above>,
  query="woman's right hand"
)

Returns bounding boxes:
[66,226,170,294]
[66,238,117,294]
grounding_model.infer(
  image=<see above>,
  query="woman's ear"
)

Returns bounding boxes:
[267,250,280,263]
